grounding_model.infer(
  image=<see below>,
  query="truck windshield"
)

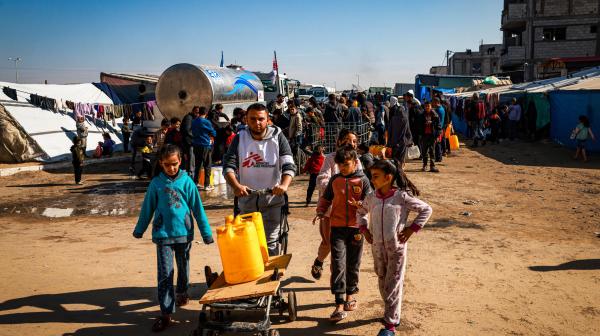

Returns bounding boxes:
[311,90,325,98]
[261,80,276,93]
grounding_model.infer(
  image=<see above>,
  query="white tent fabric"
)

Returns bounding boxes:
[0,82,122,162]
[511,66,600,93]
[0,81,112,105]
[446,66,600,97]
[554,76,600,91]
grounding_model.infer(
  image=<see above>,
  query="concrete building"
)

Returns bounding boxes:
[429,66,448,75]
[501,0,600,82]
[448,44,503,76]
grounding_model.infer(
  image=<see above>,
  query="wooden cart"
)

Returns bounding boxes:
[193,254,297,336]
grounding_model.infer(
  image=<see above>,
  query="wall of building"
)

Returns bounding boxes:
[502,0,599,81]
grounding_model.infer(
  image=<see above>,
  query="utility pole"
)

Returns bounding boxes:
[446,50,454,75]
[8,57,22,83]
[356,74,360,87]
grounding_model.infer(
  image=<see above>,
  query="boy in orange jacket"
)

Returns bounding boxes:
[313,146,371,322]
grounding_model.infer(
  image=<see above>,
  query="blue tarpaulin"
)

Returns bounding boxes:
[451,112,468,136]
[549,90,600,152]
[92,83,123,105]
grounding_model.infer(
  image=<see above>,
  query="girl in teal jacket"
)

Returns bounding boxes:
[133,144,213,332]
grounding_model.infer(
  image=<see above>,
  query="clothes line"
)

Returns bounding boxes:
[2,85,149,106]
[1,84,157,123]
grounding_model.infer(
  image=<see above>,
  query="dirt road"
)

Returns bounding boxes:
[0,140,598,336]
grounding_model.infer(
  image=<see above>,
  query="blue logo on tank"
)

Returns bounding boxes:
[225,73,258,96]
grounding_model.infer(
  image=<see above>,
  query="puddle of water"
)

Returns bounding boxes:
[41,208,74,218]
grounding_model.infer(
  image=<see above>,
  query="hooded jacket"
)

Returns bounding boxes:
[317,170,371,228]
[357,189,432,246]
[192,117,217,147]
[133,170,213,244]
[223,125,296,190]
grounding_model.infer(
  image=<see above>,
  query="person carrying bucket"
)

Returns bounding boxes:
[223,103,296,256]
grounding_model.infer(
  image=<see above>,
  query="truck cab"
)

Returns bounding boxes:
[307,86,329,103]
[254,72,299,102]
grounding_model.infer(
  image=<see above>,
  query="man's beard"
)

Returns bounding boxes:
[250,127,266,138]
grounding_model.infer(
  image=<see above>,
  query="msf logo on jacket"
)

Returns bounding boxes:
[242,152,276,168]
[242,152,263,167]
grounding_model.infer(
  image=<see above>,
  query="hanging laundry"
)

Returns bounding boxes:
[113,104,123,119]
[2,87,18,101]
[97,104,105,120]
[146,100,157,121]
[30,94,57,112]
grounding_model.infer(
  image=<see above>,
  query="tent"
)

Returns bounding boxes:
[549,77,600,152]
[0,81,123,162]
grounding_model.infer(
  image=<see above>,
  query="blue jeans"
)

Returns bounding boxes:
[157,242,192,314]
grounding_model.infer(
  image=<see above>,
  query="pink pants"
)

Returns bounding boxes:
[372,241,407,325]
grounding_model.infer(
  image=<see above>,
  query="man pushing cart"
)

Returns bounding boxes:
[193,103,297,335]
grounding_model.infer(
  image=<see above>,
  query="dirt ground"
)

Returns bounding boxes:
[0,139,599,336]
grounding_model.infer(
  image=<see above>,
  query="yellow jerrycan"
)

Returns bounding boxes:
[217,215,265,284]
[238,212,269,264]
[449,135,460,151]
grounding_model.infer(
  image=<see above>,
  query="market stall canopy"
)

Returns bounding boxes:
[556,76,600,91]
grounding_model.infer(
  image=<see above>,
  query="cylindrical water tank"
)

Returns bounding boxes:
[155,63,264,120]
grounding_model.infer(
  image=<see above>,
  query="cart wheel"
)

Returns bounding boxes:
[287,291,297,322]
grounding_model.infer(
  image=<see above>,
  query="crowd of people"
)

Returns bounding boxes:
[72,85,600,336]
[118,99,436,335]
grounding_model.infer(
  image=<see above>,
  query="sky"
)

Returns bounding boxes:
[0,0,503,89]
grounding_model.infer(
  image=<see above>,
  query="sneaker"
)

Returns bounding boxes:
[429,166,440,173]
[204,185,214,192]
[421,165,427,172]
[76,181,84,185]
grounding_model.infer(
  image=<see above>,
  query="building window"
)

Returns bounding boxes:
[592,25,598,34]
[543,27,566,41]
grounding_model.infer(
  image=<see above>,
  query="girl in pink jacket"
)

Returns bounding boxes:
[352,159,432,336]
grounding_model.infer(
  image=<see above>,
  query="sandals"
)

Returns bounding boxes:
[151,316,172,332]
[175,293,189,307]
[311,264,323,280]
[377,328,396,336]
[344,299,358,311]
[329,310,348,323]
